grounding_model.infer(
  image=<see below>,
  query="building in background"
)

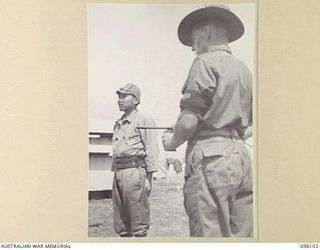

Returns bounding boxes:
[89,131,113,192]
[88,121,114,194]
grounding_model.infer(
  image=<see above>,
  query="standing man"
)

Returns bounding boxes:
[112,83,159,237]
[162,5,253,237]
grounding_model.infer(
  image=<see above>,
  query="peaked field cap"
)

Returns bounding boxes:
[116,83,141,100]
[178,5,245,46]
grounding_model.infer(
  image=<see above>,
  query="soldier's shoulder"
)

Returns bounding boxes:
[236,58,252,76]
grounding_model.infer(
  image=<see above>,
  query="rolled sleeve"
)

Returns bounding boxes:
[139,116,159,173]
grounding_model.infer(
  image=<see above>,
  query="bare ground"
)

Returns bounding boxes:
[88,172,189,237]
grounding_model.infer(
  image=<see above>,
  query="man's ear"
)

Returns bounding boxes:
[133,97,139,105]
[203,25,212,40]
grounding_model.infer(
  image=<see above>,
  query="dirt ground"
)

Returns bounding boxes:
[88,171,189,237]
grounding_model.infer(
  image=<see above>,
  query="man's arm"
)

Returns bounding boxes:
[138,115,159,196]
[162,109,200,151]
[138,115,159,173]
[163,59,217,151]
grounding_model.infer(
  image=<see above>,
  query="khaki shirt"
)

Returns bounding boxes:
[182,44,252,131]
[112,109,159,173]
[182,45,252,157]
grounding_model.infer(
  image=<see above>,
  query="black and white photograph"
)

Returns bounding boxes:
[3,0,320,245]
[87,3,255,238]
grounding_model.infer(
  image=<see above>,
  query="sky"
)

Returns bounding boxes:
[87,3,256,133]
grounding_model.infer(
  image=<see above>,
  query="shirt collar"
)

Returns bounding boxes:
[116,109,138,125]
[207,44,232,54]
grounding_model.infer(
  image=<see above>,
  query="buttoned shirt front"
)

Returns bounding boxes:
[112,109,159,173]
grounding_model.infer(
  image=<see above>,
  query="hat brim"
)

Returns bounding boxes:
[178,7,245,46]
[116,90,125,95]
[116,90,137,98]
[116,90,130,95]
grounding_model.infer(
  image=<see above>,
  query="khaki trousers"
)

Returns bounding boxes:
[112,167,149,236]
[184,140,253,237]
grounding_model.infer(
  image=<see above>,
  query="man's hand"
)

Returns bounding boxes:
[162,109,199,151]
[162,130,176,151]
[145,178,151,197]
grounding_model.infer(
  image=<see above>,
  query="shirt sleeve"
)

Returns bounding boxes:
[180,57,218,117]
[138,115,159,173]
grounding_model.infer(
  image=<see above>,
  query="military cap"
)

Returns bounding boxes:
[116,83,141,100]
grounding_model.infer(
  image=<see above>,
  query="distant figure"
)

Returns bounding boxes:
[111,83,159,237]
[162,6,253,237]
[166,158,183,174]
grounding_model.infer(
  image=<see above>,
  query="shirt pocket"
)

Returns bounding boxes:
[124,132,141,148]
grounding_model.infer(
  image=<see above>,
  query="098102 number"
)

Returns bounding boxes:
[300,244,319,248]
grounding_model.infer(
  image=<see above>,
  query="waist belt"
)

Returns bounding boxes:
[112,156,146,170]
[193,127,241,141]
